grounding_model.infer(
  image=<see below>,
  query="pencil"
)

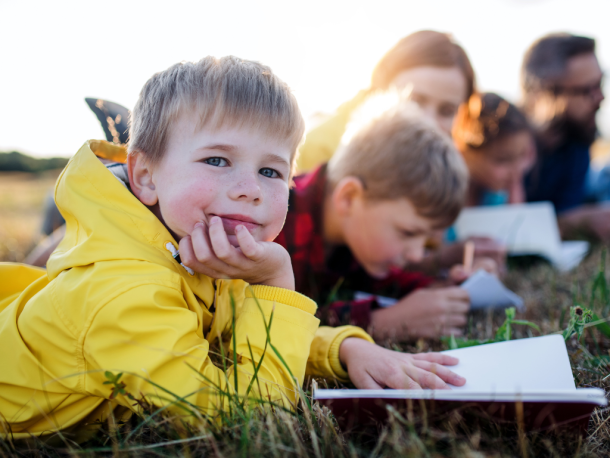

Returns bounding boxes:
[463,240,475,273]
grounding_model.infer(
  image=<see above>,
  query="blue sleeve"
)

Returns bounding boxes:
[552,145,589,214]
[526,142,590,214]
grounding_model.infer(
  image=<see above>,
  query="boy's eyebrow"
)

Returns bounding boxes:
[262,153,290,168]
[199,143,237,152]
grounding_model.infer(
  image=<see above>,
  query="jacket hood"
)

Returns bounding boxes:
[47,140,201,287]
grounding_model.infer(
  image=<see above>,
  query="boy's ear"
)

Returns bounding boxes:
[332,177,365,216]
[127,151,158,206]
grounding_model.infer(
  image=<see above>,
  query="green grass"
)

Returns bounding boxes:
[1,175,609,457]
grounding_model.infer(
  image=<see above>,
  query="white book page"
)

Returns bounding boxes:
[453,202,563,266]
[460,270,524,310]
[557,241,590,272]
[441,335,575,392]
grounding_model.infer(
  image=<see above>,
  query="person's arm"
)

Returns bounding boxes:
[558,204,610,242]
[84,283,319,415]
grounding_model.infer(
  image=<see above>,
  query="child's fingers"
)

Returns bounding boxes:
[352,371,384,390]
[411,353,459,366]
[235,226,264,260]
[383,367,422,390]
[411,360,466,387]
[444,312,468,327]
[208,217,243,265]
[444,287,471,301]
[189,222,218,264]
[179,235,229,278]
[449,265,469,283]
[405,366,448,390]
[443,327,464,337]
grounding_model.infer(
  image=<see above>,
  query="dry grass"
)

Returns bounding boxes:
[0,170,62,262]
[1,173,609,457]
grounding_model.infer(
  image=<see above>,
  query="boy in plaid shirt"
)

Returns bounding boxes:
[277,98,495,339]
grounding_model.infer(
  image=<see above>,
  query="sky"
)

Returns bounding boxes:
[2,0,610,157]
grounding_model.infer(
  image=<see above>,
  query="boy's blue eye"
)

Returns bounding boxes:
[203,157,228,167]
[259,168,280,178]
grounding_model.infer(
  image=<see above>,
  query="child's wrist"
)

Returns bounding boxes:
[338,337,371,369]
[255,271,295,291]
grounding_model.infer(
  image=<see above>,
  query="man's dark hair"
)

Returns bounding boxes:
[521,33,596,93]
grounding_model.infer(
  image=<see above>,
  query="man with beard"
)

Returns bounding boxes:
[522,33,608,241]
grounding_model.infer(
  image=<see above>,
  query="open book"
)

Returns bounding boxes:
[314,335,607,432]
[452,202,589,271]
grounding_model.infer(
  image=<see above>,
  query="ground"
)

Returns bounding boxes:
[0,170,609,457]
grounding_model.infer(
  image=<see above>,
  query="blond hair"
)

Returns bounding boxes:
[328,97,468,226]
[128,56,305,169]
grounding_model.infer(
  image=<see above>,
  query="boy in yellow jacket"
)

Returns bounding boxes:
[0,56,464,442]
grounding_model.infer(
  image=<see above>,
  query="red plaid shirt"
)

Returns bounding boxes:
[275,164,433,330]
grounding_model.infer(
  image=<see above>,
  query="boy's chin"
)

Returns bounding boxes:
[364,264,391,280]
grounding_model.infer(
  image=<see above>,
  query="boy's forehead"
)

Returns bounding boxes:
[172,110,293,151]
[370,198,432,229]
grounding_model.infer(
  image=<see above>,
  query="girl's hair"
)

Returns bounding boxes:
[452,92,530,151]
[371,30,476,99]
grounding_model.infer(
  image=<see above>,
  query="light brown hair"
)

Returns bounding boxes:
[328,100,468,226]
[128,56,305,169]
[453,92,531,152]
[371,30,476,99]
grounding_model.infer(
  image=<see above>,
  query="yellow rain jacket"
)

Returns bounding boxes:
[296,90,369,173]
[0,140,372,441]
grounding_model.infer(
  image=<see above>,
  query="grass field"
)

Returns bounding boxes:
[0,170,63,262]
[1,172,609,457]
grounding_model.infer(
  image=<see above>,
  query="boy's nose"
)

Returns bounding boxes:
[404,243,425,264]
[229,175,262,203]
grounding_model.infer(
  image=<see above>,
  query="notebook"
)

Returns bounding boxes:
[452,202,589,271]
[314,335,606,432]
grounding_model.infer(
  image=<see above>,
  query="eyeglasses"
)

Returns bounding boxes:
[551,76,604,99]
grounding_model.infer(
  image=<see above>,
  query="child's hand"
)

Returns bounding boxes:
[370,287,470,339]
[179,217,295,290]
[448,256,499,284]
[466,237,507,273]
[438,237,507,273]
[339,338,466,389]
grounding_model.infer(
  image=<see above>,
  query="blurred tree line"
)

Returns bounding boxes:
[0,151,68,173]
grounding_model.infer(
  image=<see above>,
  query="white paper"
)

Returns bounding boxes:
[453,202,589,271]
[557,241,590,272]
[441,335,575,391]
[460,269,524,310]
